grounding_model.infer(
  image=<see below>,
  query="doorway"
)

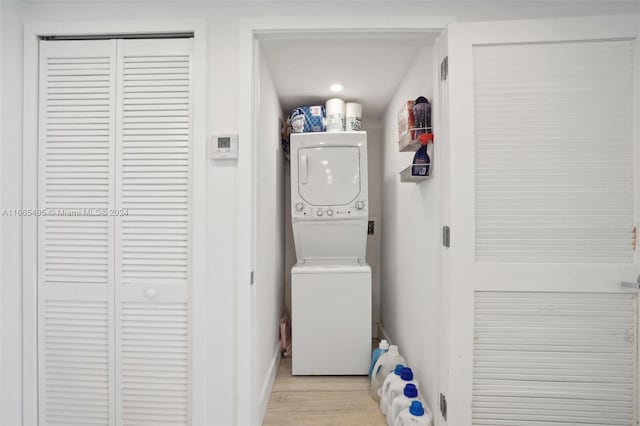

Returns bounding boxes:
[22,21,208,426]
[241,14,640,426]
[238,17,452,425]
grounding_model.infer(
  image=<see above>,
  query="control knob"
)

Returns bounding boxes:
[316,210,323,217]
[326,209,334,216]
[295,202,304,212]
[355,201,365,210]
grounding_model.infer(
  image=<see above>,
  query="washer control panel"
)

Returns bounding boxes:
[292,200,368,220]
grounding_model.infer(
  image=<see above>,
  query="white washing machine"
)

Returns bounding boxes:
[290,131,371,375]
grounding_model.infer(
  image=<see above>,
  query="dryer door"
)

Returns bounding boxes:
[297,146,361,206]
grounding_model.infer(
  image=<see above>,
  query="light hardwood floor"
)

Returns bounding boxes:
[263,357,386,426]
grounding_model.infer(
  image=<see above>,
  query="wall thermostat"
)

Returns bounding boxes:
[210,134,238,160]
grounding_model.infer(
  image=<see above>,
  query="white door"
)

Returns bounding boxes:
[38,37,193,426]
[445,15,639,426]
[114,38,193,426]
[38,39,117,426]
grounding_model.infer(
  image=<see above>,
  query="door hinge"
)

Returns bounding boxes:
[250,270,255,285]
[442,226,450,248]
[440,56,448,81]
[440,393,447,421]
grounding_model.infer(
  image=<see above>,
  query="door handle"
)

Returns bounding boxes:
[300,155,308,184]
[621,276,640,290]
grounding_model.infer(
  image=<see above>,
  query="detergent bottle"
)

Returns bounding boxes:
[370,345,406,402]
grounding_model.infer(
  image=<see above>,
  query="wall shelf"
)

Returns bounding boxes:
[399,164,431,183]
[398,128,432,152]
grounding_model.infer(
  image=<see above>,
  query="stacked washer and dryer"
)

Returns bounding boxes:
[290,131,372,375]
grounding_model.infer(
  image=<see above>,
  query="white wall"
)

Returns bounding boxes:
[1,4,26,425]
[381,47,441,413]
[0,3,5,424]
[254,50,284,421]
[2,2,639,425]
[283,162,295,310]
[364,122,383,330]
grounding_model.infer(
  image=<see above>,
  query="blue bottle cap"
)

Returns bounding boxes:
[404,384,418,398]
[393,364,405,375]
[401,367,414,381]
[410,401,425,416]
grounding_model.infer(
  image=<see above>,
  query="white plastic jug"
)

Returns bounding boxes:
[378,364,406,414]
[370,344,406,401]
[393,401,431,426]
[384,367,418,417]
[388,384,430,426]
[369,339,390,379]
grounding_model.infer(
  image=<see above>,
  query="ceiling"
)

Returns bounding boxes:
[260,31,440,120]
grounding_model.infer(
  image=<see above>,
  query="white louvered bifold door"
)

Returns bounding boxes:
[445,16,639,426]
[38,40,116,426]
[115,38,193,426]
[38,37,193,426]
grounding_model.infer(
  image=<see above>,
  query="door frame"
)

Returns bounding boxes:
[237,15,455,425]
[445,15,640,425]
[22,19,208,426]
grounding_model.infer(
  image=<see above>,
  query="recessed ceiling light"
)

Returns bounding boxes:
[330,84,343,92]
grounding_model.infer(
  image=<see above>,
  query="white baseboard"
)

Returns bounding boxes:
[257,344,281,425]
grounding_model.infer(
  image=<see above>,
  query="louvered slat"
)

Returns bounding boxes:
[38,39,115,426]
[115,38,192,426]
[120,302,190,426]
[474,40,634,263]
[43,300,110,426]
[118,42,190,286]
[473,292,636,426]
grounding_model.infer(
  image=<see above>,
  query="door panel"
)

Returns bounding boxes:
[473,292,635,426]
[446,15,639,425]
[38,39,116,426]
[474,40,634,263]
[115,38,193,426]
[119,301,189,425]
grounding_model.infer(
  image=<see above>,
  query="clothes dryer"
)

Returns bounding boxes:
[290,131,368,262]
[289,132,372,375]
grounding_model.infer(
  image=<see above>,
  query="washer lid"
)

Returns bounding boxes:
[297,146,361,206]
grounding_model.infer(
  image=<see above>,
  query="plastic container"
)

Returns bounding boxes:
[370,345,407,401]
[383,367,419,417]
[411,134,432,177]
[289,106,326,133]
[412,97,431,138]
[393,401,432,426]
[369,339,390,379]
[345,102,362,131]
[325,98,346,132]
[397,100,415,139]
[388,384,429,426]
[378,364,406,412]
